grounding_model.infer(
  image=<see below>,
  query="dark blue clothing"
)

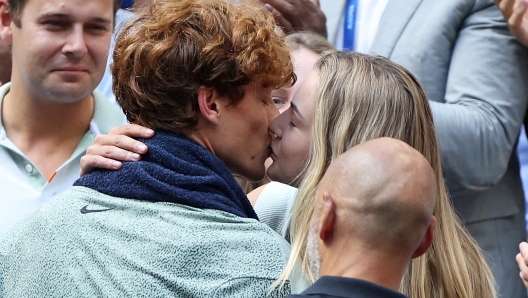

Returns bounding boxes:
[121,0,133,9]
[288,276,407,298]
[75,130,257,220]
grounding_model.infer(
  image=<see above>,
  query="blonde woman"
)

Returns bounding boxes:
[276,51,496,297]
[80,52,495,297]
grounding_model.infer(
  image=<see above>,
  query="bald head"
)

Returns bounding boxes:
[315,137,436,256]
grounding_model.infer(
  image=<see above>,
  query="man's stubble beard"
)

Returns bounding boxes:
[306,216,321,280]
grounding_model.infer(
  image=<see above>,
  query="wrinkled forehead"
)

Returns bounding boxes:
[20,0,114,24]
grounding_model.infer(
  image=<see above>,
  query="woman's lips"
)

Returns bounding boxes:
[270,147,277,160]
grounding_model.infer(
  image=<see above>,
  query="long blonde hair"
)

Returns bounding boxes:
[280,52,496,297]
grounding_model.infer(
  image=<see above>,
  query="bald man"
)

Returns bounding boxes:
[290,138,437,298]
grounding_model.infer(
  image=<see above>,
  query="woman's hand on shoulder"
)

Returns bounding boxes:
[80,124,154,176]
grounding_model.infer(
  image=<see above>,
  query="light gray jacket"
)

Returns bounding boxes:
[0,186,305,297]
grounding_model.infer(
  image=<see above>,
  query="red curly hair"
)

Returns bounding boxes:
[112,0,295,133]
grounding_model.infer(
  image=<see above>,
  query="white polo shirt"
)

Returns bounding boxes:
[0,83,125,239]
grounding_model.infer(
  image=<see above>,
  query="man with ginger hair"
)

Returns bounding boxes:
[290,138,436,298]
[0,0,304,296]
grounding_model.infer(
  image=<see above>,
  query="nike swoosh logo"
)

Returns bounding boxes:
[80,205,114,214]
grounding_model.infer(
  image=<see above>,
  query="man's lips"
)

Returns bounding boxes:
[53,67,89,72]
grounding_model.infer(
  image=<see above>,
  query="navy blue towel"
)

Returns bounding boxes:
[75,130,258,220]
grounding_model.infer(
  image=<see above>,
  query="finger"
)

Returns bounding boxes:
[517,252,528,288]
[87,143,143,162]
[264,0,301,24]
[522,270,528,290]
[519,0,528,13]
[262,0,297,12]
[264,3,282,20]
[80,155,122,176]
[108,123,154,139]
[520,242,528,264]
[517,252,525,269]
[510,0,528,28]
[275,14,295,34]
[263,0,327,36]
[264,3,294,33]
[499,0,517,18]
[93,134,148,154]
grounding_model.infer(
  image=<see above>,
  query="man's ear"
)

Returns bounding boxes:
[411,215,436,258]
[0,0,13,44]
[197,86,224,125]
[318,192,336,244]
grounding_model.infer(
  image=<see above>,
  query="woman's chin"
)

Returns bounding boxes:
[266,165,284,184]
[266,169,294,186]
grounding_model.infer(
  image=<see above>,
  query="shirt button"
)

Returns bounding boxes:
[25,164,33,173]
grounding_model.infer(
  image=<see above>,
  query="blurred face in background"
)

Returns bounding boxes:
[271,45,320,113]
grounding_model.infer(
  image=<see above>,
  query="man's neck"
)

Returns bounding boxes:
[187,122,216,154]
[1,83,95,180]
[318,242,409,292]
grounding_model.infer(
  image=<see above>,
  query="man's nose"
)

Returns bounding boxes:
[62,25,88,59]
[269,111,284,139]
[269,103,280,120]
[268,104,280,136]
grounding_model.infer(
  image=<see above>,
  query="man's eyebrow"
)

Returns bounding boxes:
[36,13,112,25]
[36,13,69,21]
[88,17,112,25]
[272,88,288,95]
[290,102,305,121]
